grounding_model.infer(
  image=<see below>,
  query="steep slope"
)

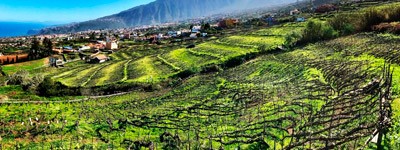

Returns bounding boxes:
[113,0,236,25]
[39,0,295,34]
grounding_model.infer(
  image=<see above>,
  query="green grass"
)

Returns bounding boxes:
[0,85,21,95]
[85,61,127,86]
[51,65,91,79]
[193,43,257,60]
[161,48,220,70]
[58,64,106,87]
[126,56,177,83]
[221,35,285,48]
[3,58,47,74]
[386,98,400,149]
[252,24,305,36]
[0,85,84,101]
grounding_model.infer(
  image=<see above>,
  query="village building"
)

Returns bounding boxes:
[106,41,118,50]
[296,17,306,22]
[157,33,164,39]
[123,33,131,39]
[63,46,75,53]
[218,18,240,28]
[53,48,63,54]
[79,46,91,51]
[168,31,178,37]
[87,40,107,50]
[49,56,65,67]
[290,9,301,16]
[88,54,109,64]
[190,33,198,39]
[191,26,202,33]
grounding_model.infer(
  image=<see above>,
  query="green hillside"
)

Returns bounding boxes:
[1,1,400,149]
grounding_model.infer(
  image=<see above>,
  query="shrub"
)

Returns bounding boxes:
[372,22,400,34]
[329,4,400,34]
[364,8,386,31]
[37,77,81,96]
[6,70,44,92]
[300,20,338,44]
[7,70,28,85]
[276,16,296,23]
[329,13,364,35]
[27,75,44,92]
[343,23,356,35]
[248,140,270,150]
[322,25,339,39]
[0,65,5,76]
[315,4,338,13]
[284,31,302,48]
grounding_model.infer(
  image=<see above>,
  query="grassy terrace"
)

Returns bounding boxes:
[192,43,258,59]
[85,60,128,86]
[2,58,47,74]
[217,35,286,50]
[160,48,220,70]
[251,22,305,36]
[127,56,177,83]
[58,64,107,87]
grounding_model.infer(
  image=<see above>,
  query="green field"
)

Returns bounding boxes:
[127,56,177,83]
[2,58,47,74]
[86,61,128,86]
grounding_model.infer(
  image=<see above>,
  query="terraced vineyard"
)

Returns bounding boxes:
[220,35,285,48]
[2,2,400,149]
[127,56,177,83]
[1,28,400,149]
[85,60,128,86]
[251,23,305,36]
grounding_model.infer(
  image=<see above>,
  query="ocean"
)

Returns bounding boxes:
[0,22,47,38]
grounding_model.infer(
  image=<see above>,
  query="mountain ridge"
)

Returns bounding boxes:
[39,0,296,34]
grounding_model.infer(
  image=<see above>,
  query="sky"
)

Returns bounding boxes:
[0,0,155,24]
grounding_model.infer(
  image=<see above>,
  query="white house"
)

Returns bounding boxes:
[192,26,202,33]
[79,46,91,51]
[290,9,301,16]
[106,42,118,50]
[190,33,198,39]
